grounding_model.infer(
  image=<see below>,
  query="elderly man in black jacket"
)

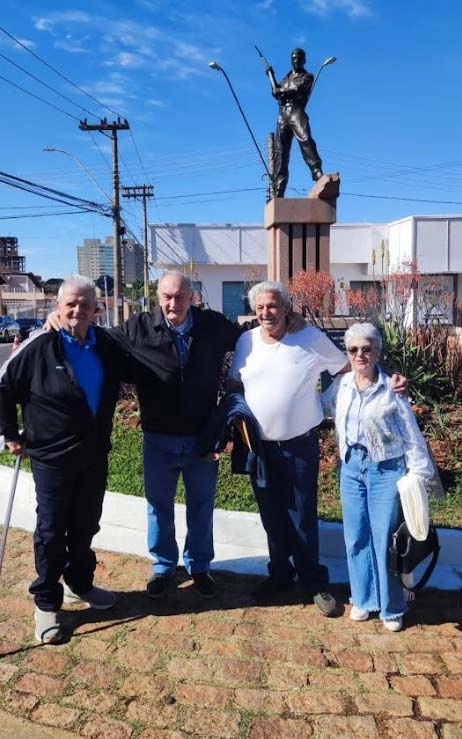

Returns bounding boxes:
[0,275,129,643]
[111,271,242,599]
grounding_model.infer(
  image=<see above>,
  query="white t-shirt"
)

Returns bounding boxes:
[230,326,346,441]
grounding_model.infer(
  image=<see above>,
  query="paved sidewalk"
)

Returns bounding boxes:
[0,529,461,739]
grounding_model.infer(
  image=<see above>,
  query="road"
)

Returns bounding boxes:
[0,341,13,365]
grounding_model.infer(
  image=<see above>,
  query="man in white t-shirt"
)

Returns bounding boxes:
[230,280,348,615]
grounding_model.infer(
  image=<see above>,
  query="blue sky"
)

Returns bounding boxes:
[1,0,461,279]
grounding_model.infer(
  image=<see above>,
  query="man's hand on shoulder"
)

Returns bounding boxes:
[43,310,62,332]
[286,311,306,334]
[390,372,407,396]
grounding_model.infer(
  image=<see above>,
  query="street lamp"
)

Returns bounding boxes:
[43,146,117,326]
[208,61,273,191]
[42,147,110,200]
[309,56,337,102]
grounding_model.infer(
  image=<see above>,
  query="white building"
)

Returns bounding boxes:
[77,237,144,284]
[150,215,462,323]
[150,223,267,320]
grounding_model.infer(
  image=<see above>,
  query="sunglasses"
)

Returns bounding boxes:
[347,345,373,355]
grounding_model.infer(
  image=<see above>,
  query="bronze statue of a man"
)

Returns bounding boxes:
[265,48,323,197]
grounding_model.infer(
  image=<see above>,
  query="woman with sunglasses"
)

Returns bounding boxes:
[322,322,433,632]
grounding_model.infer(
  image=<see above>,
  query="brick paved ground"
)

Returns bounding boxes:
[0,528,461,739]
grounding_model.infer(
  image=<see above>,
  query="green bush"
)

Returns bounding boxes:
[380,320,455,403]
[1,418,460,529]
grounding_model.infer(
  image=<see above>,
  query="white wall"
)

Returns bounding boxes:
[330,223,388,266]
[150,223,267,266]
[388,217,414,269]
[150,217,462,318]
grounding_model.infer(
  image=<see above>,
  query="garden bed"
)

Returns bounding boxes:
[1,393,460,529]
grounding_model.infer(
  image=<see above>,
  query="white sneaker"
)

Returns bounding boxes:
[382,616,403,632]
[350,606,369,621]
[34,607,62,644]
[63,584,115,610]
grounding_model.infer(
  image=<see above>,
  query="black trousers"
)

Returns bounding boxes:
[30,458,108,611]
[274,107,322,197]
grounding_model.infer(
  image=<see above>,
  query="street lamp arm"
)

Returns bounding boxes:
[208,62,272,183]
[308,56,337,104]
[42,147,110,200]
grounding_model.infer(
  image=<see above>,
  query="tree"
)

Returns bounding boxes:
[287,268,336,327]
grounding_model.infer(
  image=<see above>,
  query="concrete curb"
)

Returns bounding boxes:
[1,465,460,589]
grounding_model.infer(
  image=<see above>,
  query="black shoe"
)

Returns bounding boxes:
[146,573,173,599]
[313,591,337,617]
[313,168,323,181]
[192,572,215,599]
[252,577,294,603]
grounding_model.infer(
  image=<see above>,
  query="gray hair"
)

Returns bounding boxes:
[57,274,97,303]
[344,322,382,353]
[248,281,292,312]
[158,271,192,292]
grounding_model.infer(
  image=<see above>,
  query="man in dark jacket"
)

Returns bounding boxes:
[111,271,241,598]
[0,275,129,643]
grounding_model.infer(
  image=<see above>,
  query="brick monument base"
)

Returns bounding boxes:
[264,172,340,283]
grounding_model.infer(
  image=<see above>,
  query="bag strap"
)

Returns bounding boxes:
[398,539,440,592]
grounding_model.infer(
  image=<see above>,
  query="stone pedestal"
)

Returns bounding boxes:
[264,173,340,283]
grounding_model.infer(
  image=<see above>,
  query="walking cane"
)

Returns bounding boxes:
[0,454,21,577]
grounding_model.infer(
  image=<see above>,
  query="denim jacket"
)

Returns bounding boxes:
[321,367,434,479]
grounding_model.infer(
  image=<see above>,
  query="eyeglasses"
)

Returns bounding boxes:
[347,345,373,355]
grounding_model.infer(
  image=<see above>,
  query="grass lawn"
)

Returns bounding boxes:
[2,404,460,529]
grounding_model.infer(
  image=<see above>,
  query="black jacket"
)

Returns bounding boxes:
[110,306,241,436]
[0,327,129,466]
[198,391,267,487]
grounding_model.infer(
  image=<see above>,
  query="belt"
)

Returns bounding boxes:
[265,428,315,447]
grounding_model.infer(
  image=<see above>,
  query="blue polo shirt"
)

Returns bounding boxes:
[59,326,103,416]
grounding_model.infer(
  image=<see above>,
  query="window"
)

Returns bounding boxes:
[222,282,250,321]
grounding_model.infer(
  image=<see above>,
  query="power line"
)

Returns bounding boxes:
[0,49,100,118]
[0,170,112,214]
[0,25,123,118]
[129,130,152,187]
[0,73,80,121]
[0,25,153,196]
[0,209,95,220]
[341,191,462,206]
[154,186,266,201]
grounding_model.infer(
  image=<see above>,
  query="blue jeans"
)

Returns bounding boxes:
[340,446,407,620]
[143,432,218,575]
[30,459,108,611]
[251,430,328,592]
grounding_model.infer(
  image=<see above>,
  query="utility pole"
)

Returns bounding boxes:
[79,117,130,326]
[122,185,154,311]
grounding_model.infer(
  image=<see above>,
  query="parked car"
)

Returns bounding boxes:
[0,316,21,343]
[16,317,44,340]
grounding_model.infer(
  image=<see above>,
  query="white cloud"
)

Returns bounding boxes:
[54,39,89,54]
[173,41,208,63]
[300,0,372,17]
[15,37,37,50]
[147,99,166,107]
[256,0,276,11]
[106,52,148,69]
[33,10,212,78]
[34,11,93,32]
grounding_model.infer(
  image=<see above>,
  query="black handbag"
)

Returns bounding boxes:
[389,520,440,591]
